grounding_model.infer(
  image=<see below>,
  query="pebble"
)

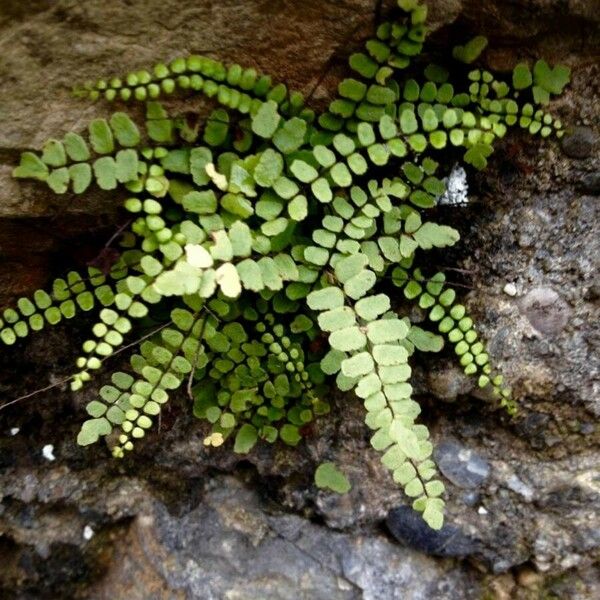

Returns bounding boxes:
[83,525,94,540]
[477,506,489,515]
[519,287,571,336]
[503,282,517,297]
[433,440,491,489]
[386,506,479,557]
[41,445,55,461]
[10,427,19,436]
[561,126,597,159]
[493,560,513,574]
[516,413,550,449]
[517,567,543,589]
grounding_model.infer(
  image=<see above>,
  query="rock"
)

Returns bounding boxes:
[492,575,520,600]
[386,506,480,557]
[580,422,596,435]
[434,440,491,489]
[519,287,571,336]
[93,476,480,600]
[561,126,598,159]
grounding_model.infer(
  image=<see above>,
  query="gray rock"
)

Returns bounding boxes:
[519,287,571,336]
[515,412,551,449]
[561,126,598,159]
[433,440,491,489]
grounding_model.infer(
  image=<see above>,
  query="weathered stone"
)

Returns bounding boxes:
[434,440,491,489]
[514,412,551,449]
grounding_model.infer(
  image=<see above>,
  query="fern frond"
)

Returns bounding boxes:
[0,267,121,346]
[13,113,144,194]
[73,55,312,122]
[307,280,445,530]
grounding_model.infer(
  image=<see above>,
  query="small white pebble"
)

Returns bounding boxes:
[83,525,94,540]
[42,444,56,461]
[503,282,517,296]
[10,427,20,436]
[478,506,489,515]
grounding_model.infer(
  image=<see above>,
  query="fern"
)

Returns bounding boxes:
[2,0,571,530]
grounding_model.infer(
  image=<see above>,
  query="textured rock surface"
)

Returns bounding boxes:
[1,1,599,599]
[90,476,481,600]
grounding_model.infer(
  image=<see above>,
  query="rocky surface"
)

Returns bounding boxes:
[1,0,599,599]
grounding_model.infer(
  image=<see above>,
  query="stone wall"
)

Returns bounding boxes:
[0,1,598,598]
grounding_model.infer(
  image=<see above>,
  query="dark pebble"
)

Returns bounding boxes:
[387,506,480,557]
